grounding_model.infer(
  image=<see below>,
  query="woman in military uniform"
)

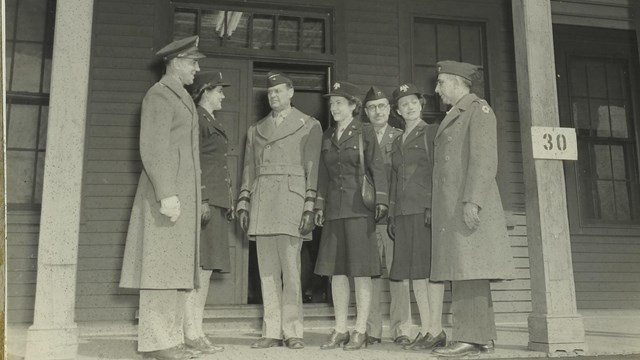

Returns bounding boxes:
[183,71,235,354]
[314,81,389,351]
[387,84,446,351]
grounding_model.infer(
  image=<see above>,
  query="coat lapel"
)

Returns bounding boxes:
[200,109,228,139]
[269,108,305,142]
[436,93,477,138]
[402,121,427,149]
[160,75,196,117]
[338,120,359,145]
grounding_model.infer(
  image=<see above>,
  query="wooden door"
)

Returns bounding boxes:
[197,57,252,305]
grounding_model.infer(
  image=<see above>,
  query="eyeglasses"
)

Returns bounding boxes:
[366,103,389,112]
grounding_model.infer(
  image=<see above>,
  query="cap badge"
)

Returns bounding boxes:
[376,91,381,95]
[438,66,442,72]
[269,74,278,80]
[219,72,223,79]
[400,84,409,92]
[333,82,341,90]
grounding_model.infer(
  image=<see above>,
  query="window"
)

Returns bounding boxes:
[411,18,488,123]
[173,4,330,55]
[5,0,56,208]
[567,57,640,224]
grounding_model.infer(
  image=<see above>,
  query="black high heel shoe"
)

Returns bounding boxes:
[320,330,350,350]
[343,331,367,351]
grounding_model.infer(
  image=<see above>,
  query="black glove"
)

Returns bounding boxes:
[238,209,250,233]
[375,204,389,223]
[226,207,236,221]
[387,217,396,241]
[298,211,315,236]
[201,202,211,226]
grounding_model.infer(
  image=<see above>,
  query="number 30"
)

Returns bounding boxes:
[543,133,567,151]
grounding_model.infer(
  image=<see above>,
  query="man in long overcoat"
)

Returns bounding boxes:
[362,86,412,346]
[119,36,204,360]
[237,72,322,349]
[430,61,516,357]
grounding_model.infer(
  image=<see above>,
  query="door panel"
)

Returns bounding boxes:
[197,57,252,305]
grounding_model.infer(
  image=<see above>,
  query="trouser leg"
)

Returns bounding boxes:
[256,236,283,339]
[279,235,304,339]
[138,289,185,352]
[332,275,350,333]
[184,268,213,340]
[412,279,430,335]
[366,226,385,338]
[382,228,412,338]
[451,280,496,344]
[354,277,372,334]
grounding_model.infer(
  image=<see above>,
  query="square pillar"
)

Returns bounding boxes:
[511,0,587,354]
[25,0,94,359]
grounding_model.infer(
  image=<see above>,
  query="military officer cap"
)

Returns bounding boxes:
[267,71,293,88]
[392,83,423,103]
[156,35,206,60]
[437,60,478,81]
[191,70,230,96]
[324,81,362,100]
[363,86,389,105]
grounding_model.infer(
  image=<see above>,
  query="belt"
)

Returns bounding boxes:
[256,164,305,177]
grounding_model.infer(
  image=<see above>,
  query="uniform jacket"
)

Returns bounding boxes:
[430,93,515,281]
[120,74,202,289]
[315,120,389,221]
[237,107,322,240]
[377,124,403,225]
[198,106,232,209]
[389,121,438,217]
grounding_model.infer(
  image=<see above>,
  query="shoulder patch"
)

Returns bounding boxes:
[481,105,490,114]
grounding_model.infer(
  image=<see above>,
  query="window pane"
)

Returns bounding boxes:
[586,61,607,98]
[606,62,624,99]
[596,180,616,220]
[590,101,611,137]
[34,152,46,204]
[569,60,588,97]
[173,9,197,40]
[593,145,612,180]
[8,104,40,149]
[609,102,628,138]
[610,145,626,180]
[576,141,593,178]
[252,15,274,50]
[436,24,460,61]
[302,18,324,53]
[7,150,36,204]
[16,0,47,41]
[614,181,631,221]
[278,17,300,52]
[6,0,17,40]
[572,98,590,134]
[578,177,596,219]
[224,12,250,49]
[39,106,49,149]
[414,22,436,64]
[460,26,483,65]
[12,43,43,92]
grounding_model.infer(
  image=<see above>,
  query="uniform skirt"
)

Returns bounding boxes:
[200,205,231,272]
[389,214,431,280]
[314,216,381,277]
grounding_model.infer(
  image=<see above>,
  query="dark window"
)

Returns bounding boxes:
[411,18,488,123]
[173,5,330,55]
[5,0,56,208]
[567,57,640,224]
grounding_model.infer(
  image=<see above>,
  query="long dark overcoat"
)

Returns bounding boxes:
[120,75,202,289]
[430,93,515,281]
[236,107,323,240]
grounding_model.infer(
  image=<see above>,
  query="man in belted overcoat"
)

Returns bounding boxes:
[430,60,516,357]
[237,72,323,350]
[119,36,204,360]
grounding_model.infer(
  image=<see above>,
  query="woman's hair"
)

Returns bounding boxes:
[391,93,426,114]
[347,96,362,117]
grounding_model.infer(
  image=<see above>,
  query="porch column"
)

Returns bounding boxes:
[25,0,94,359]
[511,0,587,354]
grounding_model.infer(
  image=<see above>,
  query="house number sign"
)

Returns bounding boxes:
[531,126,577,160]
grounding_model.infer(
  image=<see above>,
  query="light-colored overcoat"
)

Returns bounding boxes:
[237,107,322,240]
[120,74,202,289]
[430,93,515,281]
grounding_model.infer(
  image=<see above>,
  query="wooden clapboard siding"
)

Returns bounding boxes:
[6,211,40,323]
[76,0,160,322]
[551,0,635,30]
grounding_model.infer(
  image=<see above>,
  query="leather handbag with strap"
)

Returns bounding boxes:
[358,133,376,211]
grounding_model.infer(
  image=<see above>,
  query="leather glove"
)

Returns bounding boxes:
[159,195,181,222]
[463,202,481,230]
[238,209,250,233]
[201,201,211,226]
[424,208,432,227]
[374,204,389,223]
[314,210,325,227]
[298,211,315,236]
[226,207,236,221]
[387,217,396,241]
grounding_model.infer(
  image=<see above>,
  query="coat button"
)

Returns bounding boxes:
[447,136,452,142]
[265,145,271,149]
[445,156,450,161]
[440,228,446,232]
